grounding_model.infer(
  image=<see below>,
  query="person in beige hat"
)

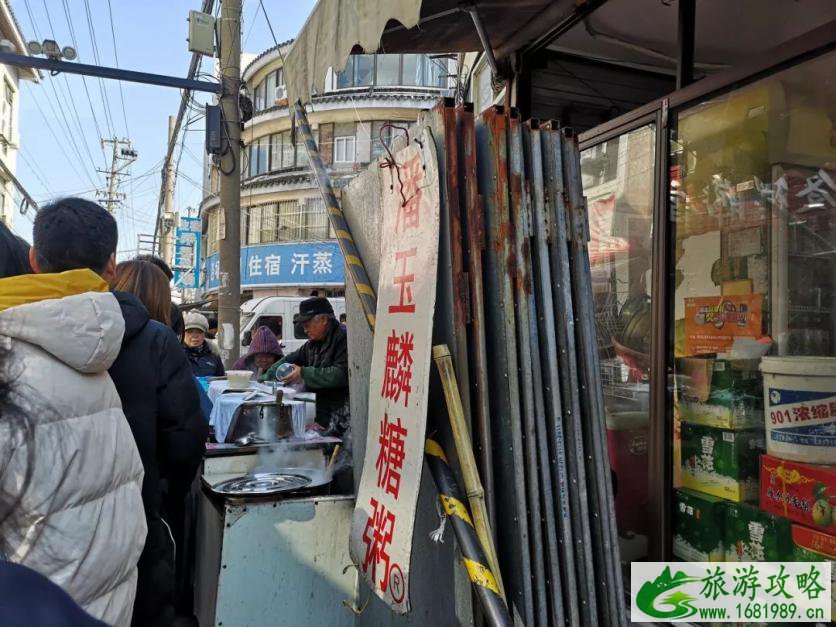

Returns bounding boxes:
[182,312,225,377]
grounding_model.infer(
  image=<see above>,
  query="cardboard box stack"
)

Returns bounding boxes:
[673,357,768,562]
[760,455,836,616]
[673,354,835,617]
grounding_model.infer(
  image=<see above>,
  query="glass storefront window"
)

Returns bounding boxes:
[583,123,657,567]
[669,52,835,562]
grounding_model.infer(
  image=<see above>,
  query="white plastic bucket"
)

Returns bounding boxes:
[760,356,836,464]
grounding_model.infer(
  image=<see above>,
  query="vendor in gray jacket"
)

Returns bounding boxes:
[260,297,349,434]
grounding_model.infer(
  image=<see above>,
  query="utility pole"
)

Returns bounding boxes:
[159,116,177,265]
[97,137,137,212]
[217,0,242,367]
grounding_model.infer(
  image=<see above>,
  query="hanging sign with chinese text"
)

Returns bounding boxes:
[348,128,440,613]
[203,240,344,291]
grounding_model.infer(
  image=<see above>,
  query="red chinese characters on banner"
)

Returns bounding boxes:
[350,133,438,613]
[362,497,396,591]
[389,248,417,314]
[375,413,408,499]
[380,330,414,406]
[396,153,424,233]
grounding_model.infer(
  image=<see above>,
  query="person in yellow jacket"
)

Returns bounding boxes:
[0,230,146,626]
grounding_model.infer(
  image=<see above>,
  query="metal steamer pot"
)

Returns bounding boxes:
[210,466,333,497]
[225,398,295,443]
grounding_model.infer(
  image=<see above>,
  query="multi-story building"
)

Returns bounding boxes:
[0,0,37,227]
[199,41,452,301]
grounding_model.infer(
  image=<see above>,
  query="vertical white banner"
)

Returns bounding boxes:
[348,128,440,613]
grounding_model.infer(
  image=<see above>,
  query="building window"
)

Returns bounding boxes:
[253,79,266,111]
[335,54,449,90]
[296,129,317,168]
[280,130,295,168]
[269,133,280,170]
[247,204,262,244]
[247,144,257,178]
[258,138,268,175]
[376,55,400,86]
[337,55,373,89]
[334,136,355,164]
[260,202,277,242]
[580,137,620,187]
[371,121,394,160]
[474,60,493,113]
[1,81,13,150]
[264,71,276,109]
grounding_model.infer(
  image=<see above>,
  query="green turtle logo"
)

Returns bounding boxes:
[636,566,701,620]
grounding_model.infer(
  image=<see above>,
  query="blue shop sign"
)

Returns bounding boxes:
[204,241,344,290]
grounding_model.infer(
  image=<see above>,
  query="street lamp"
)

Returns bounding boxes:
[26,39,77,61]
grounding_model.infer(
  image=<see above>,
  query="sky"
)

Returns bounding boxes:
[10,0,316,253]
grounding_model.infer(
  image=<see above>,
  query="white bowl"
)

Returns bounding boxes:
[226,370,252,389]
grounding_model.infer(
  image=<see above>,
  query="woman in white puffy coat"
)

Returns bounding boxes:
[0,269,147,627]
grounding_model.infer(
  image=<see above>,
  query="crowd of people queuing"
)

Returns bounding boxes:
[0,197,353,625]
[0,199,210,626]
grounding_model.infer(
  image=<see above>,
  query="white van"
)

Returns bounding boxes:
[240,296,346,355]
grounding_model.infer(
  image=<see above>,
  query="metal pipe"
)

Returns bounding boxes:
[507,110,548,626]
[425,439,513,627]
[522,119,567,627]
[440,101,472,423]
[541,123,598,626]
[293,100,378,332]
[0,52,221,93]
[465,4,501,80]
[562,127,625,626]
[432,344,505,600]
[457,103,497,532]
[476,106,534,625]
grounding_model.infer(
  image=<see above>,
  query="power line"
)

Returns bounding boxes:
[105,0,130,138]
[21,0,100,188]
[17,145,55,197]
[40,0,103,180]
[61,0,108,168]
[22,84,93,188]
[81,0,116,138]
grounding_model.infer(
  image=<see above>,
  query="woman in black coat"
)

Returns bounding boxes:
[109,261,208,626]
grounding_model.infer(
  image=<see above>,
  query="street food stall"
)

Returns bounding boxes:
[194,376,356,625]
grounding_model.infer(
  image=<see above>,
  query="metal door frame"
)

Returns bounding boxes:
[576,19,836,561]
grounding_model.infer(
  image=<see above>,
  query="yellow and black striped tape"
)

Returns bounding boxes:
[424,438,509,619]
[293,101,378,333]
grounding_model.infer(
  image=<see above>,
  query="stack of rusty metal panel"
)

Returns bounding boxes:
[422,100,626,627]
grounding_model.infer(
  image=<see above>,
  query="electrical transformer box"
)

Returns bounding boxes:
[188,10,215,56]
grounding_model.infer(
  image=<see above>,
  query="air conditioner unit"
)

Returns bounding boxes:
[275,85,288,104]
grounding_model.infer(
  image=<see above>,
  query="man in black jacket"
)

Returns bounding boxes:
[32,198,208,627]
[261,297,349,433]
